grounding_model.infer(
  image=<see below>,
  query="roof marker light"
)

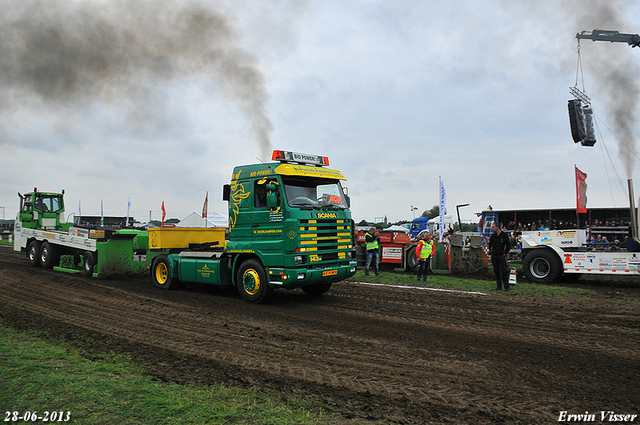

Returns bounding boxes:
[271,150,329,166]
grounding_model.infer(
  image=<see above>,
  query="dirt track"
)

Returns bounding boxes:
[1,245,639,424]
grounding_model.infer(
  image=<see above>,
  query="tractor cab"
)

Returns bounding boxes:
[18,188,66,230]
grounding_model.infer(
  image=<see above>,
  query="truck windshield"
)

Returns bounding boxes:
[282,177,347,210]
[34,194,64,213]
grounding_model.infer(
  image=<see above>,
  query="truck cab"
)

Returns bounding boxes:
[17,189,69,231]
[409,217,430,239]
[223,150,358,301]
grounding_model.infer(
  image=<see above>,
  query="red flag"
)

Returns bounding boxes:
[161,201,166,226]
[575,166,587,213]
[202,191,208,218]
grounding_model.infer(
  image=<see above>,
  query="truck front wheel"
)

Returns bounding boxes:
[522,249,561,283]
[27,241,41,267]
[236,259,272,303]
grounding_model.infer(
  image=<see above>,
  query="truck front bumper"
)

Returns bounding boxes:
[267,261,358,288]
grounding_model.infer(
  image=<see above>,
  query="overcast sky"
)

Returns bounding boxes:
[1,0,640,225]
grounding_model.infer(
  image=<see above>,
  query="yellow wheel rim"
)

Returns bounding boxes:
[242,269,261,295]
[155,262,168,285]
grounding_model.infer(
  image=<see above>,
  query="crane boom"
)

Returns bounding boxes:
[576,29,640,47]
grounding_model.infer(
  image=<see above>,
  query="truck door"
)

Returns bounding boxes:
[252,177,284,264]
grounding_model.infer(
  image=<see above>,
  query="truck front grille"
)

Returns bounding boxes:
[299,219,352,254]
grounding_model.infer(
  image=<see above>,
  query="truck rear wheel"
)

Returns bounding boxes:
[522,249,561,283]
[39,241,59,269]
[27,241,41,267]
[236,259,272,303]
[151,255,179,289]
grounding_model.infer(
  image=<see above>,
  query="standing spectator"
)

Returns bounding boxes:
[416,233,434,282]
[489,222,511,292]
[364,227,381,277]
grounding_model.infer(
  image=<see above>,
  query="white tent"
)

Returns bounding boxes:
[385,225,409,233]
[177,212,229,228]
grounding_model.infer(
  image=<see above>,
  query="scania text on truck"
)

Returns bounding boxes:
[150,150,358,303]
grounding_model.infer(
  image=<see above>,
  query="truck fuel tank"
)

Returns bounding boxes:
[175,251,231,285]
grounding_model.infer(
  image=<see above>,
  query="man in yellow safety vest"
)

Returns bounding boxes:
[416,232,434,282]
[364,227,381,277]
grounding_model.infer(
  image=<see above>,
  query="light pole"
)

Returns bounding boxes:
[411,205,418,219]
[456,203,470,231]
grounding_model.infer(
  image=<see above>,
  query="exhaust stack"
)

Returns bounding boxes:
[627,179,640,244]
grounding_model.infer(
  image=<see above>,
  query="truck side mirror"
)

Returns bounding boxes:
[266,182,280,212]
[343,186,350,208]
[222,184,231,201]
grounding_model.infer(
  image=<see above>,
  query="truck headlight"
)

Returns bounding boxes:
[294,255,305,265]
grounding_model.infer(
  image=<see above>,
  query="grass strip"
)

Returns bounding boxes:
[0,325,335,425]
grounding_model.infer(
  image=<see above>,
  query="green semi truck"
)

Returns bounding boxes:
[150,150,358,303]
[13,151,357,303]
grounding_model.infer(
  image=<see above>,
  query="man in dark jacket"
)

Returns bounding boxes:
[489,222,511,291]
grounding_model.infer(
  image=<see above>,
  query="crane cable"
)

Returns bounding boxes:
[574,41,587,97]
[575,39,640,206]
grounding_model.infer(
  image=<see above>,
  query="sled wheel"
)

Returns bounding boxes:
[27,240,41,267]
[39,241,59,269]
[82,251,96,276]
[405,245,419,272]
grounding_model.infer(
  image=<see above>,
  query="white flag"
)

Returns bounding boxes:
[126,198,131,226]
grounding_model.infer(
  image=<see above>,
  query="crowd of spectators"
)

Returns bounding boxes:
[505,218,631,232]
[432,219,631,252]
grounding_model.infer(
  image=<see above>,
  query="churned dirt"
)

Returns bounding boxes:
[1,245,639,424]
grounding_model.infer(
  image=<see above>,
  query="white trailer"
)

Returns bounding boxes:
[521,180,640,283]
